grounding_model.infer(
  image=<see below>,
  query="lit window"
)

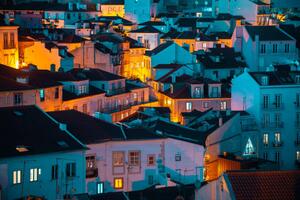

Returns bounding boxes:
[30,168,41,182]
[275,132,281,143]
[186,102,192,111]
[97,182,104,194]
[147,155,155,166]
[13,170,21,184]
[297,151,300,161]
[220,101,227,110]
[40,89,45,102]
[243,138,255,155]
[113,152,124,166]
[263,133,268,147]
[114,177,123,189]
[129,151,140,166]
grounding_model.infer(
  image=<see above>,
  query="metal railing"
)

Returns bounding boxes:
[272,141,283,148]
[261,122,284,129]
[261,103,284,110]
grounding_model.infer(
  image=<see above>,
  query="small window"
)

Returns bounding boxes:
[203,102,209,109]
[175,153,181,161]
[274,132,281,143]
[55,88,59,99]
[260,44,266,53]
[66,163,76,177]
[114,177,123,189]
[147,155,155,166]
[13,170,22,184]
[285,44,289,53]
[273,44,278,53]
[220,101,227,110]
[51,165,58,180]
[30,168,41,182]
[113,152,124,166]
[96,182,104,194]
[263,133,268,147]
[129,151,140,166]
[40,89,45,102]
[186,102,192,111]
[261,76,269,85]
[14,93,23,105]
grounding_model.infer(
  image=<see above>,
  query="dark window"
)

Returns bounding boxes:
[51,165,58,180]
[3,32,9,49]
[260,44,266,53]
[285,44,289,53]
[55,88,59,99]
[66,163,76,177]
[10,32,15,48]
[273,44,277,53]
[175,153,181,161]
[14,93,23,105]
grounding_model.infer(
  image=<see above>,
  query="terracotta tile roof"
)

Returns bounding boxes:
[226,170,300,200]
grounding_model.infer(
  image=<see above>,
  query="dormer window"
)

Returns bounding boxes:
[261,76,269,85]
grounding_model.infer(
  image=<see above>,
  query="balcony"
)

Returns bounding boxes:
[101,104,132,114]
[272,141,283,148]
[261,103,284,111]
[86,168,98,178]
[261,122,284,129]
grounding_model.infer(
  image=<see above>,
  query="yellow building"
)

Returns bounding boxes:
[100,4,125,17]
[0,24,19,69]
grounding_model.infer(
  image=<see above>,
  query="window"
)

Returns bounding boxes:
[10,32,15,48]
[263,152,268,160]
[244,138,255,155]
[186,102,192,111]
[147,155,155,166]
[13,170,21,184]
[274,95,282,108]
[175,153,181,161]
[260,44,266,53]
[30,168,41,182]
[96,182,104,194]
[86,155,96,169]
[220,101,227,110]
[263,95,269,108]
[39,89,45,102]
[211,86,219,97]
[274,132,281,143]
[66,163,76,177]
[67,13,71,20]
[275,152,280,164]
[51,165,58,180]
[203,102,209,109]
[273,44,277,53]
[82,104,88,114]
[194,87,202,97]
[112,152,124,166]
[114,177,123,189]
[129,151,140,166]
[14,93,23,105]
[137,36,142,43]
[55,88,59,99]
[3,32,9,49]
[285,44,289,53]
[263,133,268,147]
[261,76,269,85]
[262,113,270,127]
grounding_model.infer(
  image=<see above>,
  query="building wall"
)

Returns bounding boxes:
[0,26,19,69]
[124,0,152,24]
[86,138,204,194]
[0,90,36,108]
[0,151,86,200]
[128,32,160,50]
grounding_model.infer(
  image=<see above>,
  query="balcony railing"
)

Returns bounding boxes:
[101,104,132,114]
[261,103,284,110]
[86,168,98,178]
[261,122,284,129]
[106,87,126,96]
[272,141,283,148]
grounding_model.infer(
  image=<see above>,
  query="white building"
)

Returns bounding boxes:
[49,110,205,194]
[234,25,298,71]
[232,70,300,169]
[0,106,86,200]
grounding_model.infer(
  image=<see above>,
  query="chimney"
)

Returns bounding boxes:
[219,117,223,127]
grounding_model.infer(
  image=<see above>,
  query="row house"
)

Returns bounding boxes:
[232,69,300,169]
[0,21,19,69]
[0,64,63,111]
[0,106,86,200]
[157,75,231,123]
[49,110,205,194]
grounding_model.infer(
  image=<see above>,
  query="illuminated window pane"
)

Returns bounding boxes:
[30,168,40,182]
[244,138,255,155]
[113,152,124,166]
[97,182,104,194]
[114,178,123,189]
[13,170,21,184]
